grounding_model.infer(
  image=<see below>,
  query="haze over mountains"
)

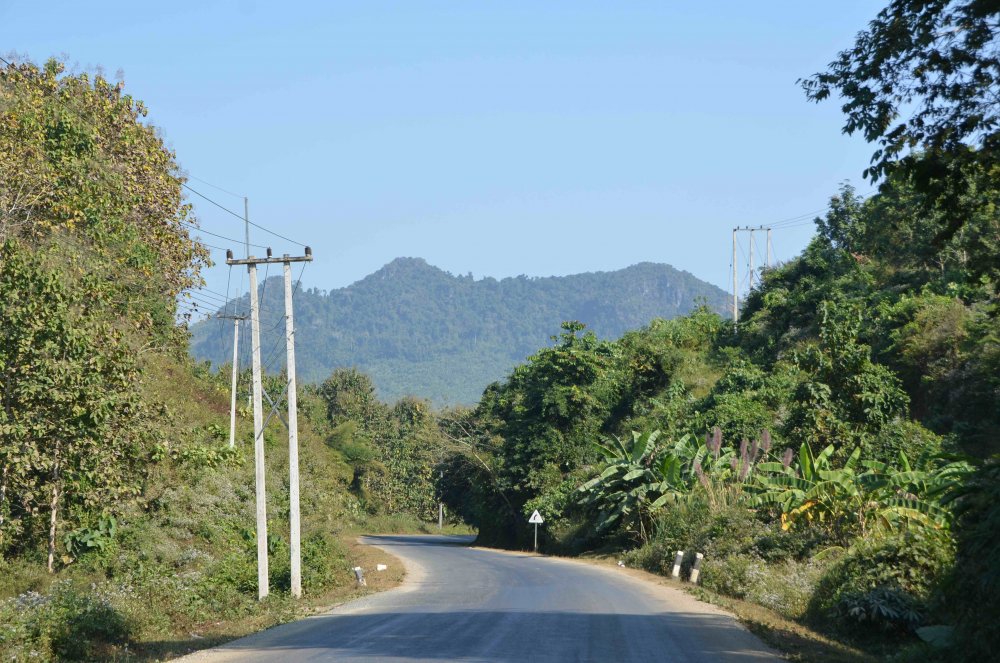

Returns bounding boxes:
[188,258,730,404]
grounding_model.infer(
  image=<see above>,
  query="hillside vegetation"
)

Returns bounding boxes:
[439,176,998,661]
[0,59,445,661]
[189,257,730,404]
[432,2,1000,658]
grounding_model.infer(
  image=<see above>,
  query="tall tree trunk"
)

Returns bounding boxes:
[0,463,10,528]
[47,448,60,574]
[47,481,59,573]
[1,369,10,529]
[0,463,8,529]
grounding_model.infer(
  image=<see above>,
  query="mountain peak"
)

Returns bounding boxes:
[385,256,431,269]
[367,257,444,279]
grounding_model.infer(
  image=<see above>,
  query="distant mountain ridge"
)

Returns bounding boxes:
[188,258,730,404]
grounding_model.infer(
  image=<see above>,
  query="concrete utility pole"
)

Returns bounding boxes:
[230,317,239,447]
[438,471,444,530]
[283,258,302,598]
[248,257,269,599]
[731,229,738,324]
[215,314,247,448]
[227,247,313,601]
[731,225,773,327]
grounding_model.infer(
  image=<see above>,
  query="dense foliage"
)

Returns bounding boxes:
[0,243,157,572]
[4,2,1000,658]
[0,59,209,340]
[441,165,998,656]
[316,368,440,518]
[189,258,730,404]
[0,58,209,572]
[0,59,415,660]
[802,0,1000,233]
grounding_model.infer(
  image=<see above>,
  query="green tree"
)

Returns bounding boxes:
[945,456,1000,657]
[784,301,909,459]
[0,58,209,343]
[802,0,1000,243]
[0,241,155,570]
[317,368,440,516]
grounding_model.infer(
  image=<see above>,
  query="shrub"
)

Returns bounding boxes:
[744,558,827,619]
[702,553,760,599]
[753,526,828,562]
[700,553,827,619]
[943,456,1000,661]
[644,494,768,563]
[63,514,118,564]
[0,580,132,661]
[301,533,350,593]
[623,493,776,581]
[208,548,260,596]
[809,530,954,635]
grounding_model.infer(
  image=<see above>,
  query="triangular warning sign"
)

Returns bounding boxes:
[528,510,544,524]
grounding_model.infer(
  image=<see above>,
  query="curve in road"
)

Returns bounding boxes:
[180,534,782,662]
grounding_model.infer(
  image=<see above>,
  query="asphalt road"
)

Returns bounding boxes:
[181,534,782,662]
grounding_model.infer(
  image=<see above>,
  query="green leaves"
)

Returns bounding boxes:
[802,0,1000,188]
[752,439,970,543]
[577,429,677,540]
[0,241,155,561]
[62,514,117,560]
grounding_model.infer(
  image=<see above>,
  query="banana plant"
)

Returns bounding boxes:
[752,443,866,538]
[752,443,970,541]
[578,430,691,540]
[857,450,972,533]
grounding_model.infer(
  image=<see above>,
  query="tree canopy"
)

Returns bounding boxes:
[803,1,1000,250]
[802,0,1000,181]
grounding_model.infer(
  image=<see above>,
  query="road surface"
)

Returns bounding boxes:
[181,534,782,662]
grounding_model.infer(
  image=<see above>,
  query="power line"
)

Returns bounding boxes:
[768,209,826,229]
[191,284,234,300]
[185,287,229,302]
[182,291,230,307]
[260,262,308,373]
[182,183,307,248]
[195,239,233,252]
[186,175,245,199]
[180,221,267,249]
[225,265,235,318]
[182,183,245,221]
[767,189,878,229]
[183,296,228,311]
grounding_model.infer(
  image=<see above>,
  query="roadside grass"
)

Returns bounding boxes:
[129,535,407,662]
[684,585,875,663]
[0,354,419,662]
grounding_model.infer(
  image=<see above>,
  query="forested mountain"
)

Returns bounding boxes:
[188,258,730,404]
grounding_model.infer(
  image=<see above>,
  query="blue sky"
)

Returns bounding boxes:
[3,1,883,306]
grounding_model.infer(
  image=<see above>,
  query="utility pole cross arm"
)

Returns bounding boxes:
[225,249,313,266]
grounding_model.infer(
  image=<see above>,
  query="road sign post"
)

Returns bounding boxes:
[528,510,544,552]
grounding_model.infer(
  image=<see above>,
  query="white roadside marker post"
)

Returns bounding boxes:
[671,551,684,578]
[689,553,704,584]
